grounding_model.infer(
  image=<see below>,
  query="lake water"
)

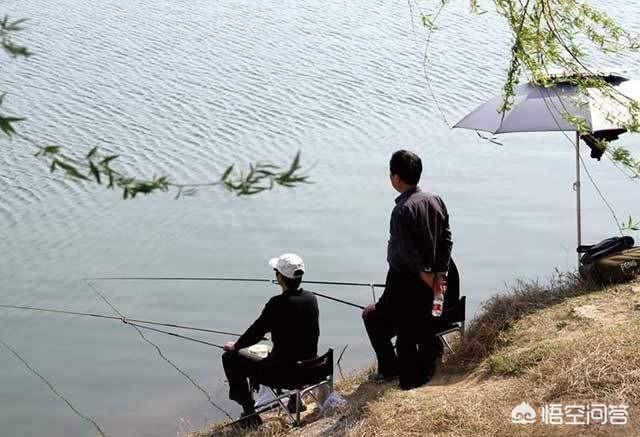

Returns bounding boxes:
[2,0,640,435]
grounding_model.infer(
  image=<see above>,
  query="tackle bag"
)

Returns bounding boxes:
[578,236,640,284]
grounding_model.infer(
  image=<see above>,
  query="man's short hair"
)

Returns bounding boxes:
[390,150,422,185]
[281,272,303,290]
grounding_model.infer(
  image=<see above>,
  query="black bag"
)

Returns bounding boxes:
[578,236,640,284]
[577,236,634,263]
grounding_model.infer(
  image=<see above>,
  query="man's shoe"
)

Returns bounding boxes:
[399,365,438,390]
[286,396,307,413]
[399,381,421,390]
[235,411,263,429]
[425,362,438,382]
[369,372,399,383]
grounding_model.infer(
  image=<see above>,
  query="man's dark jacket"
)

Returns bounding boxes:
[234,288,319,363]
[378,186,453,313]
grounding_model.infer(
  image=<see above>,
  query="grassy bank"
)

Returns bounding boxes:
[197,274,640,437]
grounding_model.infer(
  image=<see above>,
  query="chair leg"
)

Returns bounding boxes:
[269,388,283,400]
[277,396,297,425]
[315,382,331,407]
[259,381,334,427]
[440,335,453,354]
[266,389,297,426]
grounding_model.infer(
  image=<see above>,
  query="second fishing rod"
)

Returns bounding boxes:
[88,275,385,289]
[1,282,367,352]
[87,275,375,308]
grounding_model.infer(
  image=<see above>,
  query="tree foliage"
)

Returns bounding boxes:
[491,0,640,230]
[494,0,640,174]
[1,15,310,198]
[0,16,29,137]
[422,1,640,230]
[497,1,639,172]
[32,144,308,199]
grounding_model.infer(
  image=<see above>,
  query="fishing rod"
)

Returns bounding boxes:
[124,291,364,349]
[308,290,365,310]
[0,292,366,356]
[86,276,377,307]
[2,292,366,363]
[0,303,245,337]
[87,276,386,288]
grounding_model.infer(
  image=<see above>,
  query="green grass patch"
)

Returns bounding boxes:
[487,341,559,376]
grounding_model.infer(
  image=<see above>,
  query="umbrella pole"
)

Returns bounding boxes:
[575,131,582,263]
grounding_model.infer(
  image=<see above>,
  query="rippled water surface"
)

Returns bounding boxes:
[2,1,640,435]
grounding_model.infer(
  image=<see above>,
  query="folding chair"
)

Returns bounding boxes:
[435,296,466,353]
[254,348,334,426]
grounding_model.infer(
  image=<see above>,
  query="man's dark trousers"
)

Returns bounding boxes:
[222,350,291,411]
[363,268,441,389]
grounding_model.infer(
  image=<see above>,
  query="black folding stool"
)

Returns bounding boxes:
[254,348,334,426]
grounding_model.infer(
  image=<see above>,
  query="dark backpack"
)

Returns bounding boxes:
[578,236,640,284]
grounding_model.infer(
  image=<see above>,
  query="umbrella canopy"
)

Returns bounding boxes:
[453,74,640,259]
[454,76,640,134]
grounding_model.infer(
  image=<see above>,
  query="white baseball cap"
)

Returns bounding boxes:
[268,253,305,279]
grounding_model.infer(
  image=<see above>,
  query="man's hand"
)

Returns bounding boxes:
[434,273,447,294]
[419,271,435,289]
[223,341,236,352]
[362,304,375,318]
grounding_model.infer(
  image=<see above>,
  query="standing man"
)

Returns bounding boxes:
[222,253,319,427]
[362,150,453,390]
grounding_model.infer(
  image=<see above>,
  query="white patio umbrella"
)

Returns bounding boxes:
[454,74,640,254]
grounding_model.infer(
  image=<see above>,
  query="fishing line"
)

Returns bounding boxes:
[0,303,245,337]
[336,344,349,366]
[0,336,107,437]
[0,301,227,347]
[87,276,386,288]
[421,0,453,128]
[539,88,625,235]
[127,322,223,349]
[85,281,233,419]
[336,344,349,380]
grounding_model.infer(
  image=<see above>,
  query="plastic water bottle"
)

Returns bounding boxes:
[431,276,447,317]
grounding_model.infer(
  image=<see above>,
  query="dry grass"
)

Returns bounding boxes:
[445,271,602,373]
[194,276,640,437]
[344,279,640,437]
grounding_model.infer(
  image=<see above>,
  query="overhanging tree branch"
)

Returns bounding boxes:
[30,143,310,199]
[2,15,310,199]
